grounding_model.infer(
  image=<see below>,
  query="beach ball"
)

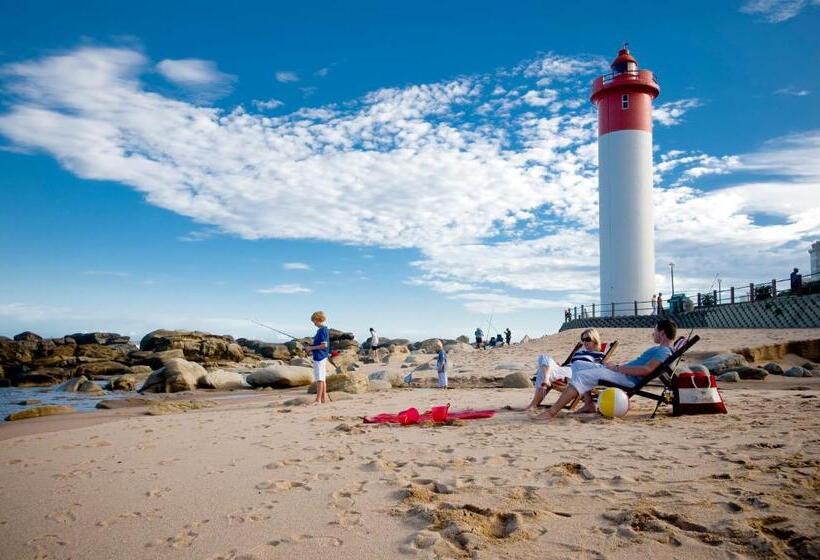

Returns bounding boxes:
[597,388,630,418]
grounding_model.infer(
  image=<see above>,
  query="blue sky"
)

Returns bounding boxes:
[1,0,818,343]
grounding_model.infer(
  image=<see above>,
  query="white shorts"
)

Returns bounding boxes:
[313,358,327,382]
[569,360,639,395]
[534,355,571,391]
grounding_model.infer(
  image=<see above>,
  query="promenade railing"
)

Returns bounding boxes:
[564,272,820,321]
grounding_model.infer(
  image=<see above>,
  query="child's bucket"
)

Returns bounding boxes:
[431,404,450,422]
[397,407,420,425]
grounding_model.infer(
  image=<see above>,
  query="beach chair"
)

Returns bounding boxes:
[597,335,700,418]
[539,341,620,410]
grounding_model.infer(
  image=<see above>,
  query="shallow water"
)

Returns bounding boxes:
[0,386,140,420]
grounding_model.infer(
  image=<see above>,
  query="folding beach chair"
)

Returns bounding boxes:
[597,335,700,418]
[538,341,620,410]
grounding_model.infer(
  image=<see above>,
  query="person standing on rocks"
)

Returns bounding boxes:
[504,328,511,346]
[474,327,484,349]
[304,311,329,404]
[435,340,448,389]
[368,327,380,360]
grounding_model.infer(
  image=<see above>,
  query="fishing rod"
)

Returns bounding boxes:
[248,319,301,341]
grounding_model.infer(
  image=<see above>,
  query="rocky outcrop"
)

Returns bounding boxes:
[6,405,76,421]
[107,374,138,391]
[139,358,205,393]
[246,365,313,388]
[140,330,245,364]
[732,367,768,380]
[784,366,811,378]
[502,372,533,388]
[762,362,784,375]
[321,371,368,394]
[75,361,132,378]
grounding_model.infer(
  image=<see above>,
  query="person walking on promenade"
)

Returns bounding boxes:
[656,293,664,315]
[791,268,803,293]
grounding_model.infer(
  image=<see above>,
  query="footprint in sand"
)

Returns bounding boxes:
[146,519,210,549]
[268,534,343,548]
[146,487,172,498]
[45,505,79,525]
[255,479,309,493]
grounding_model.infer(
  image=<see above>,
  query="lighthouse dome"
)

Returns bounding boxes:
[611,44,638,74]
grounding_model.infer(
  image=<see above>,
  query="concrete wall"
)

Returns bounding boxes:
[559,293,820,331]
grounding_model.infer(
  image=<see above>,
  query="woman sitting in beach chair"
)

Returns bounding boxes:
[522,329,607,411]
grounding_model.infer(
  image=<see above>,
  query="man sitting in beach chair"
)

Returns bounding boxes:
[522,329,609,410]
[535,319,678,421]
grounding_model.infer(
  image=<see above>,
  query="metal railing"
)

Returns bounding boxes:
[597,69,659,87]
[563,272,819,322]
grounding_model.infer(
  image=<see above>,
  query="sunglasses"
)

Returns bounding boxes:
[581,337,592,342]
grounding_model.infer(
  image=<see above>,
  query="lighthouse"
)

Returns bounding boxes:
[590,44,660,315]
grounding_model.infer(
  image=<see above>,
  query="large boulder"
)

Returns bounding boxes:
[30,343,77,368]
[140,330,245,364]
[762,362,784,375]
[14,331,43,342]
[733,367,768,380]
[198,370,247,390]
[76,361,132,378]
[329,348,360,373]
[14,370,63,386]
[717,372,740,383]
[139,358,205,393]
[368,370,405,388]
[56,375,90,392]
[236,339,293,360]
[69,332,131,345]
[127,349,185,369]
[456,335,470,343]
[502,372,533,388]
[246,365,313,388]
[0,338,35,370]
[78,380,104,394]
[784,366,811,378]
[107,374,138,391]
[6,405,75,421]
[318,371,368,394]
[445,342,475,354]
[75,344,129,361]
[701,353,748,375]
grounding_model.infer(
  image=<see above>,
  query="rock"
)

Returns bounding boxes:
[140,330,245,363]
[328,391,354,401]
[325,371,368,394]
[129,365,153,377]
[734,367,768,380]
[30,344,77,368]
[456,335,470,344]
[75,344,129,361]
[107,374,138,391]
[198,370,247,390]
[784,366,811,378]
[444,342,474,354]
[14,371,63,386]
[0,339,35,368]
[519,335,531,344]
[330,348,360,373]
[433,482,454,494]
[237,339,293,360]
[139,358,205,393]
[56,376,91,392]
[289,357,311,367]
[96,397,152,409]
[246,365,314,388]
[368,370,405,388]
[701,353,748,375]
[75,361,132,377]
[762,362,784,375]
[13,331,43,342]
[368,379,392,391]
[6,405,75,421]
[415,338,448,353]
[717,372,740,383]
[17,399,42,405]
[502,372,533,388]
[78,380,104,394]
[333,339,360,351]
[413,530,441,549]
[802,361,820,371]
[69,332,131,345]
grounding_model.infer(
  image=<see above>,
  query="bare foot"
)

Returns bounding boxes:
[534,409,558,422]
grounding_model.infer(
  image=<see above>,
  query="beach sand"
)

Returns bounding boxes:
[1,328,818,559]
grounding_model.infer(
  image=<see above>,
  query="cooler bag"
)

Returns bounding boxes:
[672,371,727,415]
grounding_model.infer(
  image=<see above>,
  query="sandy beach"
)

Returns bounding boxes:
[1,328,819,559]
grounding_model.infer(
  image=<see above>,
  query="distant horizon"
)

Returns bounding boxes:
[2,1,818,342]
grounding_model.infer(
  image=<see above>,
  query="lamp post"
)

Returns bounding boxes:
[717,277,722,304]
[669,262,675,296]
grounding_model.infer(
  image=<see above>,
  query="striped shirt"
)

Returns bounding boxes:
[570,349,605,365]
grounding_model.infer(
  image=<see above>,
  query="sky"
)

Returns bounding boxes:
[0,0,818,344]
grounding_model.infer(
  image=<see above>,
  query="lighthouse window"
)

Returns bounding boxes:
[621,94,629,109]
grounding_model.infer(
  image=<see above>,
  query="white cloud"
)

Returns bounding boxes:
[283,262,310,270]
[775,86,810,96]
[178,229,217,242]
[275,71,299,83]
[253,98,284,110]
[740,0,820,22]
[256,284,312,294]
[82,270,131,277]
[315,67,329,78]
[653,98,702,126]
[0,46,817,314]
[156,58,233,86]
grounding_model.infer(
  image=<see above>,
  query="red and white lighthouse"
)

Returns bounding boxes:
[590,44,660,315]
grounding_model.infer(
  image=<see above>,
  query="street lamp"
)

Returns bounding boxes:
[669,262,675,296]
[717,277,722,304]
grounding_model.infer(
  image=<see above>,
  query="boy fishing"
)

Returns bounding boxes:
[304,311,329,404]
